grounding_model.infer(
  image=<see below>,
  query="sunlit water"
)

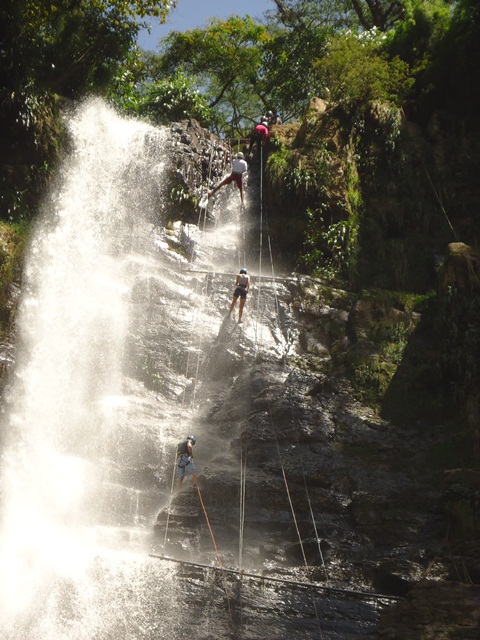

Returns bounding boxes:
[0,99,190,637]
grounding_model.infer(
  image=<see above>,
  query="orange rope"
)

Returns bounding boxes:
[194,478,238,639]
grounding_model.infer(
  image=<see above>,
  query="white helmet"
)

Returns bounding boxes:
[236,152,244,159]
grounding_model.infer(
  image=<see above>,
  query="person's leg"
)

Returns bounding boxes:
[238,181,244,203]
[209,175,231,198]
[238,297,246,321]
[235,176,244,203]
[176,459,186,489]
[228,295,238,316]
[186,460,197,486]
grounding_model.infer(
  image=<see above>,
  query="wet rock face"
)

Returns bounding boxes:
[139,217,456,633]
[164,119,231,223]
[126,123,477,631]
[377,580,480,639]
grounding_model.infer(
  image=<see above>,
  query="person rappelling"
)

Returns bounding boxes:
[247,117,269,162]
[227,268,250,323]
[208,152,248,204]
[176,435,197,489]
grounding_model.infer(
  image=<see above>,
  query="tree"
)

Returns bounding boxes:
[156,16,269,136]
[272,0,406,32]
[0,0,175,220]
[348,0,405,30]
[0,0,174,97]
[261,19,330,121]
[315,30,413,108]
[136,72,211,126]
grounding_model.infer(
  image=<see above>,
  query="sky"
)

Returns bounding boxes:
[137,0,275,51]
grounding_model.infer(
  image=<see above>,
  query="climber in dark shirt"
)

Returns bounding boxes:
[227,268,250,323]
[266,110,282,126]
[176,435,197,488]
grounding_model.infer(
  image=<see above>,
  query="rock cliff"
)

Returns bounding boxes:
[1,110,479,638]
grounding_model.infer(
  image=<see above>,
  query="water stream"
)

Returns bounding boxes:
[0,99,191,638]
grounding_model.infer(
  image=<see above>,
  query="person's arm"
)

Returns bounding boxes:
[246,276,250,292]
[187,441,193,457]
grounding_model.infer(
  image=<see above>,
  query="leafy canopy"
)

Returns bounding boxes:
[315,29,414,108]
[137,72,210,126]
[1,0,175,96]
[156,16,269,135]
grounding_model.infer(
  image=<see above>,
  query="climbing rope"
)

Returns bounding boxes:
[239,435,247,573]
[182,140,218,406]
[162,447,180,553]
[252,145,265,355]
[287,384,329,582]
[188,140,236,408]
[193,477,238,638]
[302,471,329,583]
[266,233,281,329]
[238,434,247,630]
[400,106,458,241]
[268,403,325,639]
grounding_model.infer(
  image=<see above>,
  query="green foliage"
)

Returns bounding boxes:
[157,16,269,136]
[267,143,334,199]
[261,19,330,121]
[439,286,480,417]
[387,0,452,70]
[340,0,405,31]
[0,221,29,334]
[0,0,175,223]
[271,0,405,33]
[136,72,211,125]
[350,360,393,405]
[335,288,442,415]
[0,88,64,221]
[427,0,480,116]
[0,0,172,97]
[108,51,147,113]
[301,213,358,284]
[315,30,414,110]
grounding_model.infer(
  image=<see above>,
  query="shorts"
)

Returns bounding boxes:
[233,286,247,299]
[177,455,196,478]
[223,173,243,190]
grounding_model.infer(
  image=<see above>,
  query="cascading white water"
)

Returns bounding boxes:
[0,99,187,637]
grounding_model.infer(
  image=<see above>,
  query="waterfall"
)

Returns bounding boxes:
[0,99,390,640]
[0,99,187,637]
